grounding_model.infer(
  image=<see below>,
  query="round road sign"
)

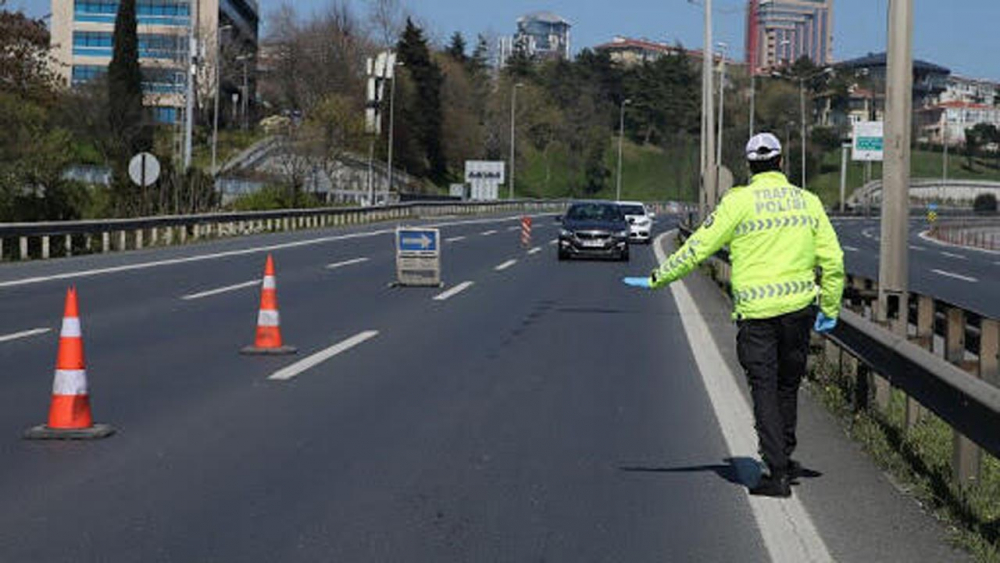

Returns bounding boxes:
[128,152,161,187]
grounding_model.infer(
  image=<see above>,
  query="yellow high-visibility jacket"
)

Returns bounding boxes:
[652,171,845,320]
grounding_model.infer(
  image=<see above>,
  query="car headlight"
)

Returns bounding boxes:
[560,229,574,237]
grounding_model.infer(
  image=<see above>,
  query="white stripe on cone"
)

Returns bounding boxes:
[60,317,82,338]
[262,276,276,290]
[257,309,280,327]
[52,369,88,396]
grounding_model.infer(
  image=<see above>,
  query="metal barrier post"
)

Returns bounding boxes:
[64,234,72,257]
[19,237,27,260]
[945,306,981,483]
[41,236,50,259]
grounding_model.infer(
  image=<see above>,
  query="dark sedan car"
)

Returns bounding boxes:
[557,202,630,262]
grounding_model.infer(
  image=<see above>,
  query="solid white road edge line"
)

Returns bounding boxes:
[0,215,545,290]
[917,230,1000,256]
[268,331,379,381]
[181,279,261,301]
[326,257,370,270]
[433,281,474,301]
[931,269,978,283]
[0,328,52,343]
[495,259,518,271]
[654,231,833,563]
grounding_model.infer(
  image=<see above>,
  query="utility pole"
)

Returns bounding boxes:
[183,19,196,170]
[879,0,913,336]
[694,0,716,217]
[616,98,631,201]
[211,24,232,176]
[839,142,850,213]
[509,82,523,200]
[799,77,807,189]
[716,42,727,167]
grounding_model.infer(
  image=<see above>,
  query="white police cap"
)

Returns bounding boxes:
[746,133,782,162]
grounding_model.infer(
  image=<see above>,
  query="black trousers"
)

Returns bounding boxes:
[736,306,813,475]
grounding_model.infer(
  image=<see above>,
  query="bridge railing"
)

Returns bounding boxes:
[0,200,568,262]
[678,225,1000,487]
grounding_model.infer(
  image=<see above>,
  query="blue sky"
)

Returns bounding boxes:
[12,0,1000,79]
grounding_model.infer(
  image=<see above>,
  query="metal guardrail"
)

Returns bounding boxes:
[0,200,568,262]
[678,224,1000,485]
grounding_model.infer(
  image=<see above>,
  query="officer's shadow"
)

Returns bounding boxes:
[619,457,822,488]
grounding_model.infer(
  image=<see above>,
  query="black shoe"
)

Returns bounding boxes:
[750,472,791,498]
[788,459,822,480]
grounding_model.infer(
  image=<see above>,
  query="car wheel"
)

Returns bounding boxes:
[558,249,569,261]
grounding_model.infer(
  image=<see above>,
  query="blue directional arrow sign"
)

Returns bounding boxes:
[398,229,438,253]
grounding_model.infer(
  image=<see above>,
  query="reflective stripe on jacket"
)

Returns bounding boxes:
[652,171,845,320]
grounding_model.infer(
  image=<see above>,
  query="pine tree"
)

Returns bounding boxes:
[107,0,151,168]
[446,32,467,64]
[468,34,489,76]
[396,18,445,180]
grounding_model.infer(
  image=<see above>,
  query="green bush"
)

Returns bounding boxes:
[973,193,997,214]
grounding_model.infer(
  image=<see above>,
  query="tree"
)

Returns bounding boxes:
[468,34,490,77]
[107,0,152,215]
[396,18,445,180]
[973,193,997,214]
[964,123,996,168]
[0,11,58,102]
[446,32,467,64]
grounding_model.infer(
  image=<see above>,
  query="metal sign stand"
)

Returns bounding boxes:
[393,227,442,287]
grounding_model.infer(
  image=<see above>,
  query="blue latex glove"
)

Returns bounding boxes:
[814,312,838,333]
[623,277,652,289]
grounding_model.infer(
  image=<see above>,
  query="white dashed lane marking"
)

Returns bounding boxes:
[0,328,52,344]
[932,269,978,283]
[267,331,380,381]
[495,259,518,271]
[325,257,370,270]
[181,280,260,301]
[433,281,474,302]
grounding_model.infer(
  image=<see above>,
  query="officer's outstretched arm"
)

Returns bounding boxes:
[651,196,742,289]
[814,209,845,318]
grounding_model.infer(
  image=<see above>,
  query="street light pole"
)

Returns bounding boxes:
[509,82,523,200]
[387,60,403,197]
[616,98,632,201]
[749,71,756,137]
[879,0,914,337]
[211,24,232,176]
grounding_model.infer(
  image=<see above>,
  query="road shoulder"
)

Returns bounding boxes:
[657,231,970,563]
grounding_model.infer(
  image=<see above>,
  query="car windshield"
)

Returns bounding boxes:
[566,204,623,222]
[619,205,646,216]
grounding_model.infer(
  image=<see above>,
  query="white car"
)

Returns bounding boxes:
[617,201,655,244]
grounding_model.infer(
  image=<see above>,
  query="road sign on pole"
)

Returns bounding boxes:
[852,121,884,162]
[128,152,161,187]
[395,227,441,287]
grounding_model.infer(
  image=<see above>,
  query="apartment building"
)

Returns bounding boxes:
[51,0,258,123]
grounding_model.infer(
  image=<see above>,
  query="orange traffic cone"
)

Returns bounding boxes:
[241,254,296,355]
[24,287,114,440]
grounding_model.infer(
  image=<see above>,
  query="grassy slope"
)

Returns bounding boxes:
[518,138,700,202]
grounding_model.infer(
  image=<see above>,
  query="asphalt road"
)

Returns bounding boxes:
[0,213,966,561]
[832,217,1000,318]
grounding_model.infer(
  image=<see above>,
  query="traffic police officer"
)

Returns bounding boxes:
[627,133,844,497]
